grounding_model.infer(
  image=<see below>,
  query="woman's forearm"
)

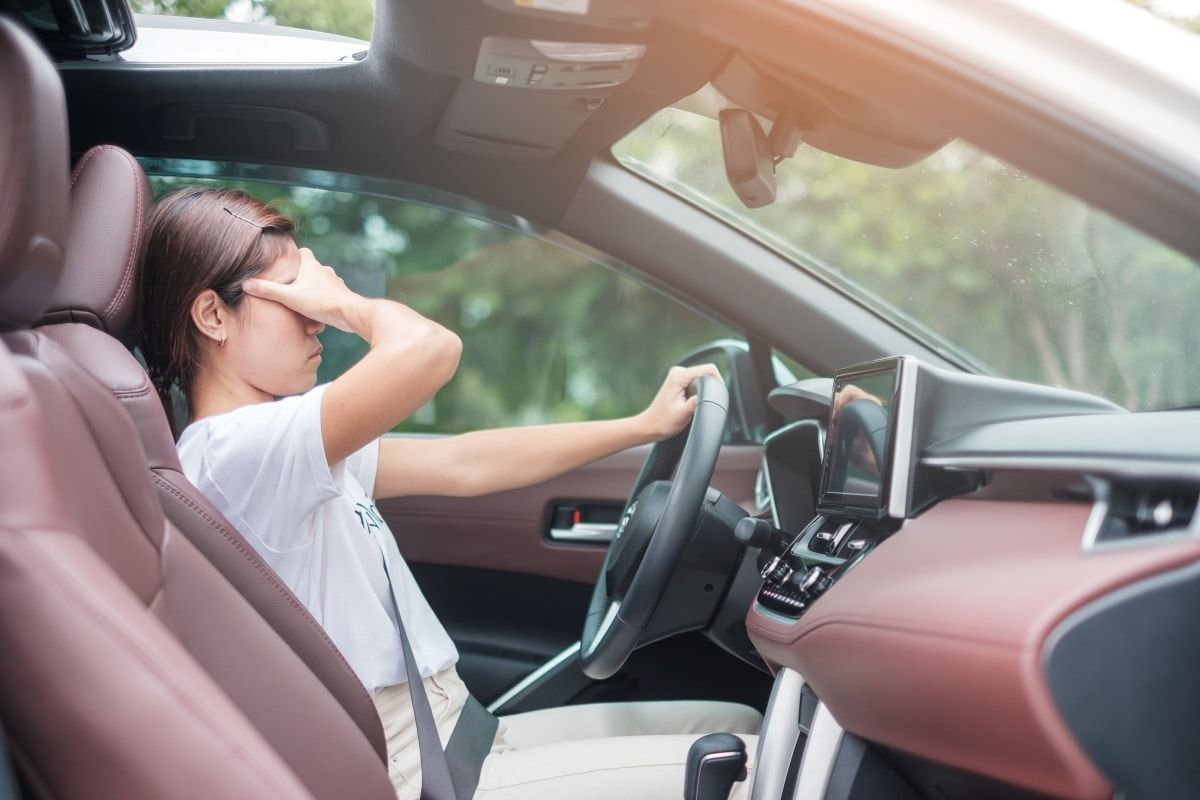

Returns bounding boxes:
[372,365,722,500]
[448,414,658,496]
[341,296,448,350]
[323,296,462,465]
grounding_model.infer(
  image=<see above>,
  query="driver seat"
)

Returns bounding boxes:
[33,143,387,760]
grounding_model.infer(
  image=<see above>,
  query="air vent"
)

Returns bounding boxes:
[1087,482,1200,548]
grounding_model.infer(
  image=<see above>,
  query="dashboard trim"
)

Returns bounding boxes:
[743,498,1200,799]
[886,356,919,519]
[792,703,846,800]
[923,455,1200,480]
[750,668,807,800]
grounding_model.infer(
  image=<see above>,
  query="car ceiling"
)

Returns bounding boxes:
[48,0,1200,281]
[58,0,728,226]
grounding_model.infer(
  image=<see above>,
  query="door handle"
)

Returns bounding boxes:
[548,522,618,544]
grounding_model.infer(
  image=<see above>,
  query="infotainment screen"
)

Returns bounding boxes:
[818,357,915,520]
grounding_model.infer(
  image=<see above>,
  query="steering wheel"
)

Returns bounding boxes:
[579,375,729,680]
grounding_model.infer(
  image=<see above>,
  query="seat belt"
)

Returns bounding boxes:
[369,525,495,800]
[445,694,497,798]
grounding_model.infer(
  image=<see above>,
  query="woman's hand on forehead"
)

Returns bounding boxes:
[257,242,303,285]
[242,247,360,330]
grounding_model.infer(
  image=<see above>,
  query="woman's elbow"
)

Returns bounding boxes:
[423,324,462,383]
[443,327,464,365]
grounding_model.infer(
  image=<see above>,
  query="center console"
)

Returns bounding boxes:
[755,516,884,618]
[754,356,919,619]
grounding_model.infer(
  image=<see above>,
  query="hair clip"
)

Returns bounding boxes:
[223,207,266,228]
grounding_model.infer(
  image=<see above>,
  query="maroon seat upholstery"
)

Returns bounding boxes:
[0,343,316,800]
[35,142,388,761]
[0,17,394,800]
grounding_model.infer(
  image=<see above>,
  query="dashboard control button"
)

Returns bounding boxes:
[810,531,836,554]
[760,556,793,586]
[833,522,856,548]
[799,566,825,593]
[759,555,780,579]
[794,566,834,600]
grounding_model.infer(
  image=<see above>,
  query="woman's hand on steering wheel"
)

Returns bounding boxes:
[638,364,724,441]
[581,372,729,679]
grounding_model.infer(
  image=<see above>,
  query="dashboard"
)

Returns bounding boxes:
[740,356,1200,800]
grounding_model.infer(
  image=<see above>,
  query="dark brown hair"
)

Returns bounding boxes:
[137,187,296,435]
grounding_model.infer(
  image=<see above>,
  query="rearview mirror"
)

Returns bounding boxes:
[719,109,776,209]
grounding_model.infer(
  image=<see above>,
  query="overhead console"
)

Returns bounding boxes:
[428,0,669,160]
[472,37,644,90]
[438,35,648,159]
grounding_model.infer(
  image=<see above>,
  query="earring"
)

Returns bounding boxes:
[218,336,227,348]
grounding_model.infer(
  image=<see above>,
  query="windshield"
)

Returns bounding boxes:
[613,106,1200,411]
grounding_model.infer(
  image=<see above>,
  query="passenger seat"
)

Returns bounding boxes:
[0,17,394,800]
[0,343,315,800]
[35,141,388,761]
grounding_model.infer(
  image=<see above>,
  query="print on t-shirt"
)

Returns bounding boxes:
[355,501,385,535]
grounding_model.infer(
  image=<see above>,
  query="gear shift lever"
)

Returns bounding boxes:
[685,732,748,800]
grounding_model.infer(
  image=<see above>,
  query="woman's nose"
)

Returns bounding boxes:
[306,317,325,336]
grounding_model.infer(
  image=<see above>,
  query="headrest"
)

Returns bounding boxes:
[40,145,152,335]
[37,323,183,472]
[0,17,69,332]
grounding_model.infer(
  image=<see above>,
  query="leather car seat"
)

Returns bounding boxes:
[0,17,394,800]
[35,142,388,761]
[0,341,316,800]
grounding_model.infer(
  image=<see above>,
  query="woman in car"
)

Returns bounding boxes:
[137,186,761,800]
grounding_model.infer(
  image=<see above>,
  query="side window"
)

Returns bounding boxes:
[146,172,753,437]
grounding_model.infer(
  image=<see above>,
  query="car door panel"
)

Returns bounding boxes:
[379,442,761,583]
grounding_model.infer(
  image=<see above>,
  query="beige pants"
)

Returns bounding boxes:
[373,666,762,800]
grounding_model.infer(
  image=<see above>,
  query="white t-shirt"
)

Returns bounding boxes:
[176,384,459,695]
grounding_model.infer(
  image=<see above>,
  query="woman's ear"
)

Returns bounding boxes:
[190,289,229,346]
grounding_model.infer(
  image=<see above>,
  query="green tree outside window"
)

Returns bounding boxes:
[146,173,747,435]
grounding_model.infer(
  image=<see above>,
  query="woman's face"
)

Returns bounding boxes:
[225,240,325,397]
